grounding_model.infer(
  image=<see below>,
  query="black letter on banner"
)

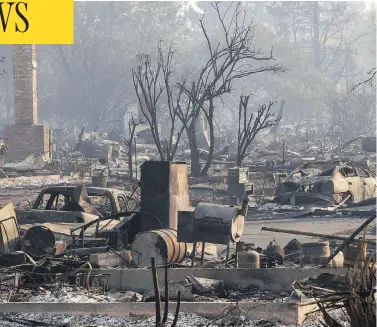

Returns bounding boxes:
[15,2,28,32]
[0,2,14,32]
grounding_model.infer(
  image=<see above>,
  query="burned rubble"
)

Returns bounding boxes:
[0,122,375,327]
[0,155,374,326]
[0,120,375,326]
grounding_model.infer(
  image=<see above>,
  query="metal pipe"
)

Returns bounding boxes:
[200,242,205,266]
[261,226,376,246]
[324,216,376,266]
[191,242,196,268]
[225,242,230,266]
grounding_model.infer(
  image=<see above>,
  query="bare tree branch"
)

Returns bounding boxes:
[132,42,193,161]
[177,1,285,176]
[351,68,376,91]
[236,95,279,166]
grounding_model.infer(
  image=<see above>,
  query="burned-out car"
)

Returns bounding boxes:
[31,186,135,215]
[16,185,139,225]
[275,161,376,204]
[15,185,140,248]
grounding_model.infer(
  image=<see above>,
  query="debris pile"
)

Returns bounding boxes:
[0,156,373,327]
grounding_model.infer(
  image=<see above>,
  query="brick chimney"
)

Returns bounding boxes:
[3,45,51,162]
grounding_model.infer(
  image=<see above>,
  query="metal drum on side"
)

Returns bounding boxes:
[131,228,187,267]
[193,203,244,244]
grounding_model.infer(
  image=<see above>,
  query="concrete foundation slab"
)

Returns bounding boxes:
[0,301,313,325]
[94,267,348,293]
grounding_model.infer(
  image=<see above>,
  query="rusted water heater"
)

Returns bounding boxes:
[177,198,248,245]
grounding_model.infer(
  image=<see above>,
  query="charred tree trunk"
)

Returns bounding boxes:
[236,152,242,167]
[127,142,133,182]
[187,123,201,177]
[124,116,143,182]
[200,98,215,177]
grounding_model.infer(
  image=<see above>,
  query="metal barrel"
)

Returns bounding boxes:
[344,243,367,268]
[22,225,56,259]
[301,241,330,265]
[131,228,187,267]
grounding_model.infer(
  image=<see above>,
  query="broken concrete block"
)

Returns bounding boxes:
[120,291,143,302]
[144,278,195,301]
[188,275,225,297]
[89,250,132,268]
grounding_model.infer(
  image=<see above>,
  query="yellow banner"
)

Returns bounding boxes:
[0,0,74,44]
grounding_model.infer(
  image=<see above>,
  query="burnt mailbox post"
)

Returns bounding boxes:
[228,167,253,198]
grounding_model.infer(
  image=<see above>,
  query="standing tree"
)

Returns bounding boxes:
[178,2,285,177]
[132,42,192,161]
[267,2,376,86]
[124,116,144,181]
[236,95,279,166]
[328,84,376,141]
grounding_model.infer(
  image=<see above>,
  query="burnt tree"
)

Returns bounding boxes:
[178,2,285,177]
[132,42,192,161]
[124,116,144,181]
[236,95,278,166]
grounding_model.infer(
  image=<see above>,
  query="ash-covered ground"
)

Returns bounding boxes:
[0,310,350,327]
